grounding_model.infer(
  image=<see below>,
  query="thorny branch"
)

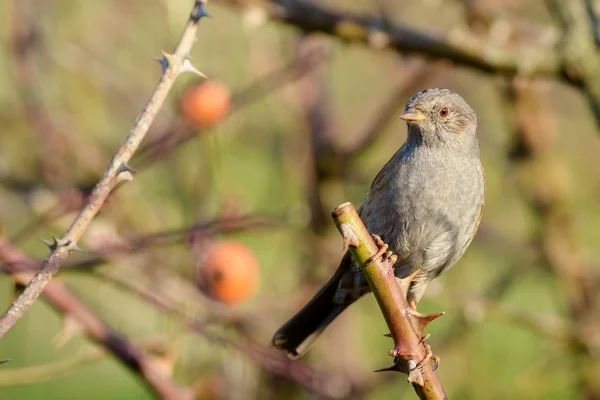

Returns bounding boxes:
[219,0,600,127]
[2,0,600,398]
[0,0,210,338]
[136,43,329,167]
[331,203,447,400]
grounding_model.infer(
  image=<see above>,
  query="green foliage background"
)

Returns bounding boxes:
[0,0,599,399]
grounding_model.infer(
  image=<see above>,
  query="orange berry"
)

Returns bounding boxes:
[197,240,259,305]
[179,80,231,127]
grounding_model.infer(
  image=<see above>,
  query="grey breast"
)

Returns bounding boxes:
[375,145,483,277]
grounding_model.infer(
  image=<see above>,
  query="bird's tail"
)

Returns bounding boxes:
[270,265,352,359]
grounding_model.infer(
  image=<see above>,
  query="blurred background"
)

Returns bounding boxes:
[0,0,599,399]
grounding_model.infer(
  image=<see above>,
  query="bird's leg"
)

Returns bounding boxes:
[401,300,444,370]
[369,234,442,372]
[398,274,443,369]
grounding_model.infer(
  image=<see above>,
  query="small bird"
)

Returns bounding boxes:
[271,88,486,359]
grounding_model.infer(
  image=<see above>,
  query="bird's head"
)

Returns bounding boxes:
[400,88,479,153]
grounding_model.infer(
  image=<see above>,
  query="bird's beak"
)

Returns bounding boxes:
[399,108,427,122]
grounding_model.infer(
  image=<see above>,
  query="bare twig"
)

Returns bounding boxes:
[0,239,190,399]
[218,0,562,78]
[94,265,352,399]
[0,0,210,338]
[0,214,278,274]
[0,348,105,386]
[18,272,192,399]
[331,203,447,400]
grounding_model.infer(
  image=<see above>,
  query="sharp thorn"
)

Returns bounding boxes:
[155,54,169,72]
[397,267,421,295]
[406,309,445,337]
[340,223,359,252]
[192,3,211,20]
[40,237,56,251]
[119,163,138,175]
[52,235,71,248]
[383,333,392,338]
[374,364,400,373]
[115,169,135,185]
[157,50,176,72]
[181,59,208,78]
[69,242,87,254]
[41,235,71,251]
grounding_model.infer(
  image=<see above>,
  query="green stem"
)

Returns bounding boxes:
[332,202,447,400]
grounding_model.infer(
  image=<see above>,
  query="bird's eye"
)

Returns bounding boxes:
[439,107,449,117]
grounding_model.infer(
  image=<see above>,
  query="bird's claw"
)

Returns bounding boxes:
[383,250,398,265]
[414,338,440,371]
[371,234,385,248]
[366,234,395,266]
[367,234,387,263]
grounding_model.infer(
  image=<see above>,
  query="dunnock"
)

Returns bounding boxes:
[272,88,486,358]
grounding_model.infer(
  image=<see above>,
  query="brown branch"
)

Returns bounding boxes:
[0,0,210,338]
[331,203,447,400]
[0,239,190,399]
[93,265,353,399]
[0,214,278,274]
[22,273,192,399]
[218,0,563,79]
[0,347,105,386]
